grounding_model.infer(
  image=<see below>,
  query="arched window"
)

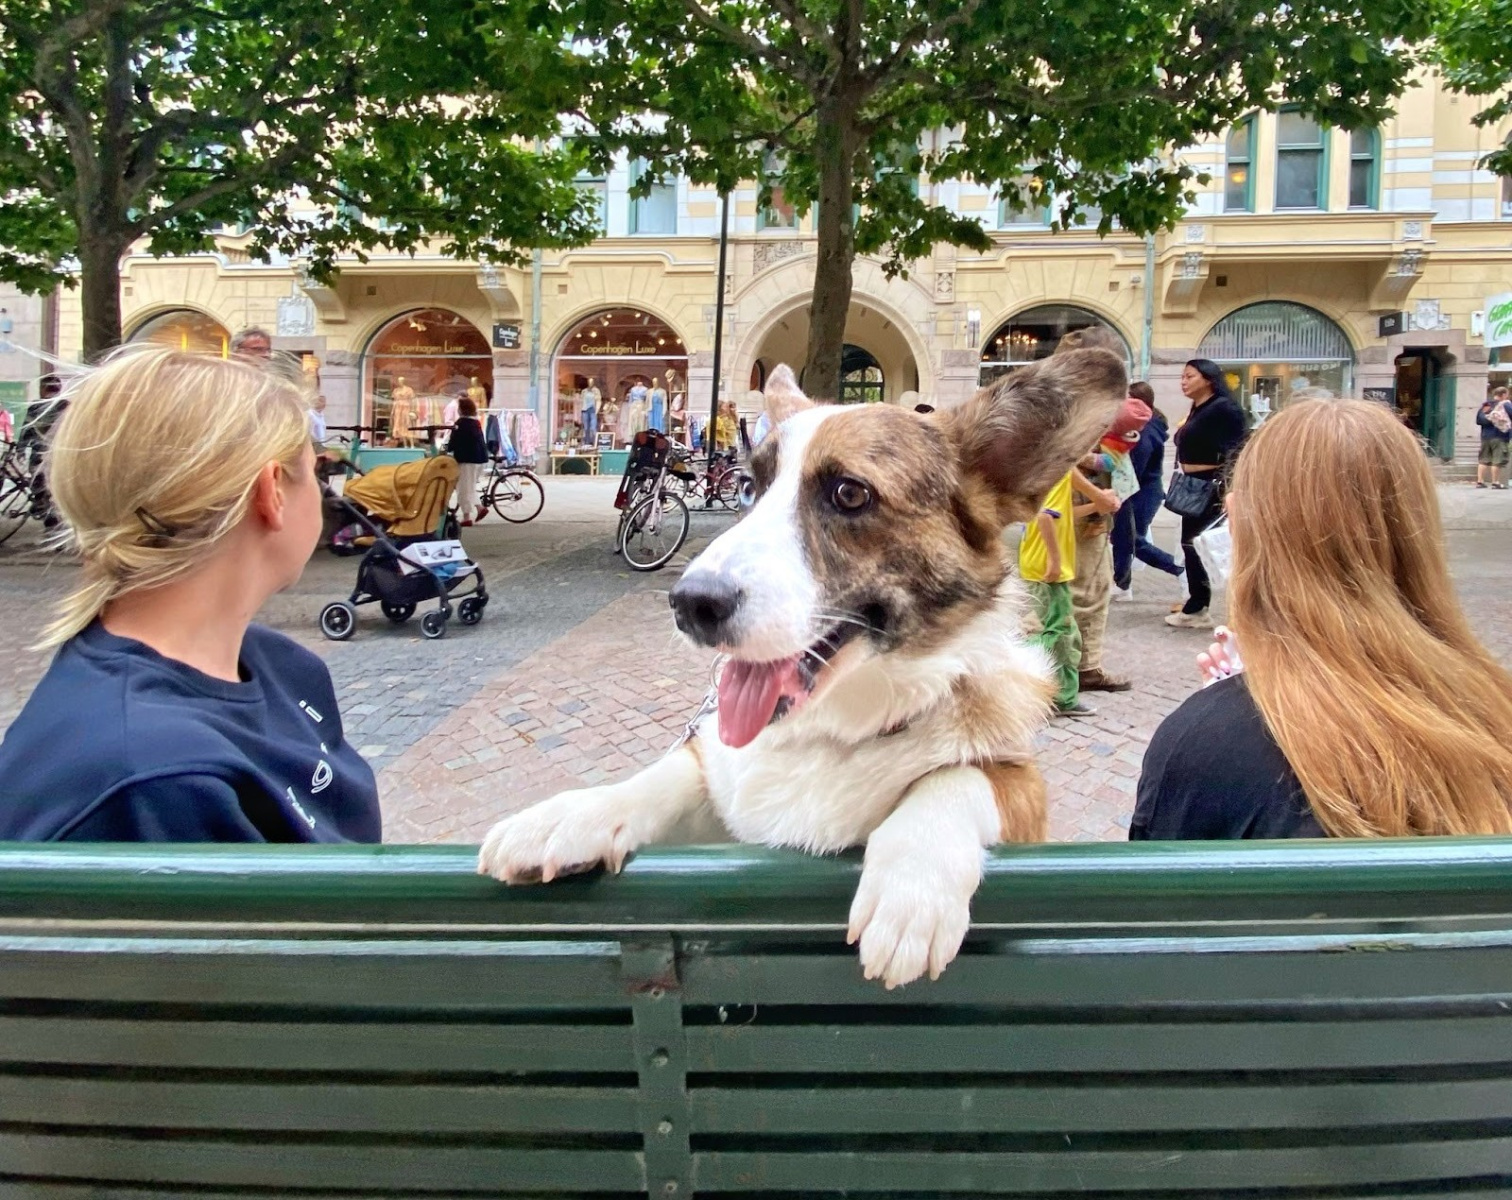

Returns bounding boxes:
[978,306,1129,387]
[1198,302,1353,413]
[129,309,230,357]
[1349,128,1379,210]
[362,309,492,439]
[553,309,689,447]
[1225,117,1256,213]
[839,344,884,404]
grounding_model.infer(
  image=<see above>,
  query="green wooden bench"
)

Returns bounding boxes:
[1,839,1511,1197]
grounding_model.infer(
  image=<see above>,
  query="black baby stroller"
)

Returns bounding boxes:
[318,456,488,641]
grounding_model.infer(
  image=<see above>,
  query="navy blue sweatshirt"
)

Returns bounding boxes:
[0,622,380,843]
[1130,412,1169,490]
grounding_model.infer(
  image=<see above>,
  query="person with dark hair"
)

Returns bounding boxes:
[447,396,490,526]
[1112,382,1183,601]
[1165,359,1246,629]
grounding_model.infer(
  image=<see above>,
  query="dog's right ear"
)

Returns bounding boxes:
[763,363,814,425]
[941,348,1127,526]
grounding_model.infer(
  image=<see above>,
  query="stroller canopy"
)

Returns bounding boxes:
[345,455,459,538]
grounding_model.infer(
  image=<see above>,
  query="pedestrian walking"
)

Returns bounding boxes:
[1131,399,1512,841]
[1164,359,1246,629]
[1020,472,1086,716]
[1476,386,1512,489]
[1112,382,1185,601]
[447,396,490,526]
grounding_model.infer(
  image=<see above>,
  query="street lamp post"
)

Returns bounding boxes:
[707,187,731,475]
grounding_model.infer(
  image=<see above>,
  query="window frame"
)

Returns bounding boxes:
[756,151,799,230]
[1274,106,1329,212]
[1347,127,1380,211]
[628,158,678,236]
[1224,116,1257,214]
[998,177,1051,228]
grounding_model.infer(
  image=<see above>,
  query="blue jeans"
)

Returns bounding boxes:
[1112,483,1183,588]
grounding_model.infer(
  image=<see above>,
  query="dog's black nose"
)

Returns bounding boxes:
[669,573,744,647]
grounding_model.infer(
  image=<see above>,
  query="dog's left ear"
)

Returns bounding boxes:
[941,348,1127,525]
[763,363,814,425]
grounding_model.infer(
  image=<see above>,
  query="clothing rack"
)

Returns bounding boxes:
[483,407,542,466]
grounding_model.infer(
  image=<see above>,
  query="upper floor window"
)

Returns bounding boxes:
[1348,128,1379,210]
[575,168,608,234]
[1000,178,1050,227]
[629,159,677,235]
[1276,109,1326,210]
[1225,117,1255,212]
[757,152,798,230]
[1501,175,1512,219]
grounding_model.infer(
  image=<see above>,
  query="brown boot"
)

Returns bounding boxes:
[1079,667,1132,692]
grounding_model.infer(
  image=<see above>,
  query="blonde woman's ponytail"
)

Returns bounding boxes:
[36,345,312,651]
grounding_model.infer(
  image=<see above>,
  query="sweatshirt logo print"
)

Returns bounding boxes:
[310,759,333,794]
[299,700,324,723]
[284,788,318,830]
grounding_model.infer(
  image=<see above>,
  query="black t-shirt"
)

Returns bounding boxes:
[1130,674,1324,840]
[447,417,489,464]
[1173,395,1247,469]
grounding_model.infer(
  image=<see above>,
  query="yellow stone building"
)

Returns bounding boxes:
[60,69,1512,465]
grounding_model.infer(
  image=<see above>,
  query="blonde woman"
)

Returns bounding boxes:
[1133,399,1512,839]
[0,347,380,842]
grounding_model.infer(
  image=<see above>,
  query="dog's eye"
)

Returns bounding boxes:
[737,474,757,510]
[830,478,872,514]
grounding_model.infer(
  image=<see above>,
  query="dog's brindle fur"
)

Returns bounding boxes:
[479,348,1125,988]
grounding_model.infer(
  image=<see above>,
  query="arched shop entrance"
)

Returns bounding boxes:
[840,345,884,404]
[129,309,230,357]
[1198,302,1354,418]
[978,305,1130,387]
[363,309,492,441]
[553,309,688,448]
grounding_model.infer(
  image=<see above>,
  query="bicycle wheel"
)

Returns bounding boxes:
[621,490,690,571]
[0,475,29,547]
[713,469,741,510]
[489,468,545,523]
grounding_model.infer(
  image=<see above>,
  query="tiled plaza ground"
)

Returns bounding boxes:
[2,477,1509,845]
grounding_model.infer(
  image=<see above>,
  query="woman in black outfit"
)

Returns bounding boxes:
[1165,359,1246,628]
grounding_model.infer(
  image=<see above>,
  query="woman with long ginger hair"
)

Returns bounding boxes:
[1132,399,1512,840]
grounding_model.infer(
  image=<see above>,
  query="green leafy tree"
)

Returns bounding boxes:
[0,0,599,359]
[1437,0,1512,176]
[571,0,1435,398]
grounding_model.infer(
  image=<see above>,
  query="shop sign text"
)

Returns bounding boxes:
[1487,292,1512,349]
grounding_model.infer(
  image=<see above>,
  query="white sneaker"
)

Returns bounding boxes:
[1165,609,1211,628]
[1113,585,1133,603]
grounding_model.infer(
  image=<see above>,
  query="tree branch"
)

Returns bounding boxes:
[766,0,834,59]
[679,0,817,87]
[861,0,985,95]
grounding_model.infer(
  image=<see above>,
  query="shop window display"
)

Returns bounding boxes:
[363,309,492,444]
[553,310,689,448]
[978,306,1129,387]
[130,309,231,357]
[1198,302,1353,421]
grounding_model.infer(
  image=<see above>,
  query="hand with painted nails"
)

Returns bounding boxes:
[1197,625,1244,687]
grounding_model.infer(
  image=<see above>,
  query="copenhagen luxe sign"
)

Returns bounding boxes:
[1487,292,1512,349]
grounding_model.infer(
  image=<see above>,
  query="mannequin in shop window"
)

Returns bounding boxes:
[600,396,620,447]
[579,379,600,446]
[467,376,488,414]
[388,377,416,446]
[669,376,686,438]
[648,378,668,433]
[716,401,737,453]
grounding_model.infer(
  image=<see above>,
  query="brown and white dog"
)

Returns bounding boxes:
[478,347,1126,987]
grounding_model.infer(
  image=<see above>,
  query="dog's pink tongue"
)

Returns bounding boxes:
[717,656,803,748]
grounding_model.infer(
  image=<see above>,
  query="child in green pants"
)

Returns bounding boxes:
[1019,471,1089,716]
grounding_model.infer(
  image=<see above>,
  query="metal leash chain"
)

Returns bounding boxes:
[669,654,727,752]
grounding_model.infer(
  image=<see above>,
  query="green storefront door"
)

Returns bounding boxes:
[1394,350,1454,460]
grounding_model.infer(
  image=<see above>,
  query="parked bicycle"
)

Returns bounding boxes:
[0,437,53,547]
[613,431,690,571]
[669,444,740,510]
[480,459,545,523]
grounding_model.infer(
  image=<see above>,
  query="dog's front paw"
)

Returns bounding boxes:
[477,789,635,884]
[846,860,974,989]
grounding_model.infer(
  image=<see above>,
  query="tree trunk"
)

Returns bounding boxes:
[803,95,859,402]
[78,234,127,362]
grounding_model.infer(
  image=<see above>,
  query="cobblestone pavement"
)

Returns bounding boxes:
[2,479,1509,844]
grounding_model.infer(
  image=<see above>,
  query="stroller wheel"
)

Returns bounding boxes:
[381,601,415,624]
[458,597,484,626]
[420,610,448,640]
[319,601,357,641]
